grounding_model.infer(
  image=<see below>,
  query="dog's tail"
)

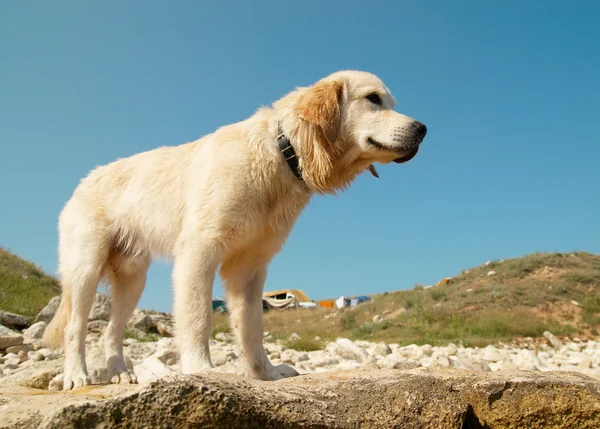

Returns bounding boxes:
[42,282,72,348]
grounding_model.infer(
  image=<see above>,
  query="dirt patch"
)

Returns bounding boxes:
[529,266,569,281]
[533,301,584,328]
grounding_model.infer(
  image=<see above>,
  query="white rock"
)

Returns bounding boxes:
[134,356,173,384]
[0,324,19,336]
[288,333,301,341]
[420,357,434,368]
[364,357,380,370]
[374,342,392,356]
[543,331,563,349]
[436,355,451,367]
[23,321,47,339]
[4,357,20,369]
[413,348,425,360]
[157,337,174,348]
[482,351,503,363]
[421,344,433,357]
[446,343,458,356]
[334,338,368,363]
[212,351,227,367]
[38,348,54,358]
[372,315,383,323]
[487,270,496,276]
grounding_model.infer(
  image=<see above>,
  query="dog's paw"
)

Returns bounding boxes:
[108,359,138,385]
[63,370,91,391]
[110,369,138,385]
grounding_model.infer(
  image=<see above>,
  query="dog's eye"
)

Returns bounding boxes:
[366,93,382,106]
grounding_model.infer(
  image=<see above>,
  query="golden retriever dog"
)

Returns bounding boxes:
[43,70,427,390]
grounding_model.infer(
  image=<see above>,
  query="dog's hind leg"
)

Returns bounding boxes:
[105,254,150,384]
[57,215,108,391]
[221,257,299,381]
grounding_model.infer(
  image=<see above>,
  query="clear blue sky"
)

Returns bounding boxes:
[1,1,599,313]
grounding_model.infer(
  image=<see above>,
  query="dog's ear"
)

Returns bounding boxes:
[296,80,343,143]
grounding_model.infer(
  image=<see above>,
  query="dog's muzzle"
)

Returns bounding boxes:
[392,121,427,163]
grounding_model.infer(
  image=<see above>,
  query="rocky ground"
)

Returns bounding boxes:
[1,294,600,390]
[2,294,600,427]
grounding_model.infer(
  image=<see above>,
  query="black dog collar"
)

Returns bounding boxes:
[277,123,303,181]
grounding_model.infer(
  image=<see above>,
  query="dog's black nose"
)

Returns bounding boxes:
[413,121,427,140]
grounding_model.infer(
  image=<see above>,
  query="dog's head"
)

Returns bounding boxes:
[276,70,427,193]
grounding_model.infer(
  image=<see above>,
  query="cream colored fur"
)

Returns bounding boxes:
[43,70,426,390]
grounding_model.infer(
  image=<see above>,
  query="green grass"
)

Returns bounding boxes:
[124,327,160,343]
[282,337,324,352]
[0,247,61,319]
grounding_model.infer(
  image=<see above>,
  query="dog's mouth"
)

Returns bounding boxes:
[367,138,420,164]
[392,146,419,163]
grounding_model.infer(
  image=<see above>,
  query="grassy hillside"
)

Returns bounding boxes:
[0,247,61,320]
[214,251,600,349]
[3,247,599,349]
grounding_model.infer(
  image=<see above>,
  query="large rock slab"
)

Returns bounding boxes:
[1,368,599,428]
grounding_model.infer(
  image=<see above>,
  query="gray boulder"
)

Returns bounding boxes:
[35,296,61,323]
[0,311,30,330]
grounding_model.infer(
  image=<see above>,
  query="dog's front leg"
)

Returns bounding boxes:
[222,261,299,381]
[173,240,220,374]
